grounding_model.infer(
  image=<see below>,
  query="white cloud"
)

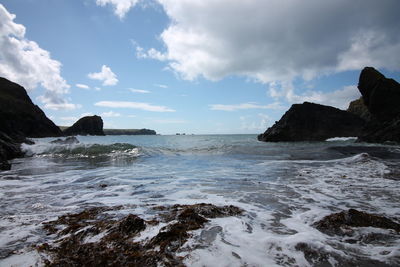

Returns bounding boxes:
[95,101,175,112]
[76,83,90,89]
[129,88,150,93]
[0,4,76,110]
[94,87,102,91]
[154,84,168,88]
[37,93,81,110]
[96,0,140,19]
[138,1,400,86]
[80,112,94,117]
[210,102,284,111]
[101,111,121,117]
[88,65,118,86]
[269,83,361,110]
[240,113,270,131]
[60,116,78,122]
[152,118,186,124]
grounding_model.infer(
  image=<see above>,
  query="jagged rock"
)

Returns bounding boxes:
[314,209,400,236]
[358,67,400,122]
[347,97,374,122]
[357,67,400,143]
[63,116,105,136]
[258,102,365,142]
[0,77,62,138]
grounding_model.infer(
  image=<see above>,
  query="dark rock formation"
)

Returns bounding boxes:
[103,128,156,135]
[63,116,105,136]
[314,209,400,236]
[0,77,62,138]
[347,97,373,122]
[357,67,400,143]
[258,102,365,142]
[0,77,62,169]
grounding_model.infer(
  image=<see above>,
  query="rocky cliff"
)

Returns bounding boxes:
[257,102,365,142]
[0,78,62,138]
[63,116,105,136]
[0,77,62,169]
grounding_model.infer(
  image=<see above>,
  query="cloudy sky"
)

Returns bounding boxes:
[1,0,399,134]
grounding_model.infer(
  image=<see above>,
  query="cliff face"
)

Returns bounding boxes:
[0,78,62,138]
[258,102,365,142]
[63,116,105,136]
[357,67,400,143]
[0,77,62,169]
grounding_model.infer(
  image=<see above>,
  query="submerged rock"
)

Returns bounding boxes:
[50,136,80,145]
[38,203,243,266]
[314,209,400,236]
[258,102,365,142]
[63,115,105,136]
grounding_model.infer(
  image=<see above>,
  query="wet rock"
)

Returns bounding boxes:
[50,136,80,145]
[63,115,105,136]
[314,209,400,236]
[295,242,393,267]
[39,203,243,267]
[117,214,146,235]
[258,102,365,142]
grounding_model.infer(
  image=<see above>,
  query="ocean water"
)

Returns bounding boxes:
[0,134,399,266]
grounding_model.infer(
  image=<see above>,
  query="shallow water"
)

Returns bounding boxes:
[0,135,399,266]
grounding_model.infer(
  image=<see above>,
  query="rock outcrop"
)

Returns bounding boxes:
[63,116,105,136]
[347,97,373,122]
[258,102,365,142]
[357,67,400,143]
[0,78,62,138]
[0,77,62,169]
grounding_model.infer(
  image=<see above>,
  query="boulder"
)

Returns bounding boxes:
[63,116,105,136]
[258,102,365,142]
[0,77,62,138]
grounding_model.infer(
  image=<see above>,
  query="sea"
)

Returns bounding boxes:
[0,134,399,266]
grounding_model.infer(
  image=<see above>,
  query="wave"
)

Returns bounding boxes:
[22,141,140,159]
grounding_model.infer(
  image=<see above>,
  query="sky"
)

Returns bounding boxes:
[0,0,399,135]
